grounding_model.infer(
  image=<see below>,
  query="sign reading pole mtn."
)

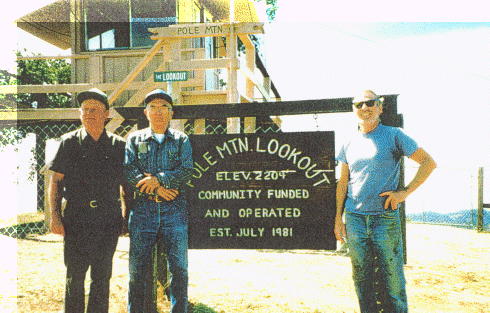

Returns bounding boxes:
[187,132,336,250]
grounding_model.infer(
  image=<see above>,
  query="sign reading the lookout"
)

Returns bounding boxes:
[154,71,189,82]
[187,132,336,250]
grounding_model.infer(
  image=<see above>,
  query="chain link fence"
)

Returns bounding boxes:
[407,209,483,229]
[0,120,135,238]
[1,121,82,238]
[0,118,281,238]
[405,166,489,232]
[1,118,487,238]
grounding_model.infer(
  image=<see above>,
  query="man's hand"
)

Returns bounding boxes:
[136,173,160,194]
[50,216,65,236]
[156,186,180,201]
[334,215,347,244]
[379,190,409,210]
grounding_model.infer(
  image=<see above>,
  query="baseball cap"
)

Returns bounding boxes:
[77,88,109,110]
[144,89,173,108]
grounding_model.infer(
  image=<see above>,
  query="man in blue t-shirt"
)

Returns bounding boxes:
[335,90,436,313]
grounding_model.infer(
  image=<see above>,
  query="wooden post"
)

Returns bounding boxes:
[240,34,256,100]
[70,0,84,54]
[88,55,103,84]
[147,39,184,312]
[243,34,256,133]
[194,119,206,135]
[243,117,256,133]
[227,115,240,134]
[263,76,272,100]
[70,0,82,109]
[35,134,46,213]
[108,39,165,105]
[373,99,405,310]
[42,167,53,229]
[170,119,186,132]
[399,158,407,264]
[165,39,187,132]
[169,38,183,105]
[144,248,158,313]
[477,167,484,232]
[380,97,407,264]
[226,24,240,134]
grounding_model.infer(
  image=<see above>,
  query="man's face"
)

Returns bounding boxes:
[352,92,382,123]
[144,98,173,130]
[80,99,108,130]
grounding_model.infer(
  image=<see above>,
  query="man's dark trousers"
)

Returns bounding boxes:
[63,205,120,313]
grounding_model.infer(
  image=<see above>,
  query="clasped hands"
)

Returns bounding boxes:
[136,173,179,201]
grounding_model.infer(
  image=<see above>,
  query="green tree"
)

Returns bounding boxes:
[256,0,278,21]
[0,70,18,109]
[15,49,72,108]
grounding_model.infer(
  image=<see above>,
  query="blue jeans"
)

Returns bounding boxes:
[346,210,408,313]
[128,197,189,313]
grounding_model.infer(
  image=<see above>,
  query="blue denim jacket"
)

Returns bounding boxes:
[124,127,193,195]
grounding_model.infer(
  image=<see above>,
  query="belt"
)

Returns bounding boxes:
[147,195,164,203]
[65,199,99,208]
[133,192,164,203]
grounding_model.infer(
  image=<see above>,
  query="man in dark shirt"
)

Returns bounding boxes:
[49,88,127,313]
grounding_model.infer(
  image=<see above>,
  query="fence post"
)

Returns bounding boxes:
[477,167,484,232]
[399,158,407,264]
[42,167,53,229]
[35,133,47,213]
[144,247,158,313]
[136,111,159,312]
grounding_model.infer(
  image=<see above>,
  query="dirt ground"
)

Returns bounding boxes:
[1,223,489,313]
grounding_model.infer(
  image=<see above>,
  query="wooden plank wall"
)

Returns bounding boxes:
[72,52,162,106]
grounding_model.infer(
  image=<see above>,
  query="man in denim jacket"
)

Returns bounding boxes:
[124,89,193,313]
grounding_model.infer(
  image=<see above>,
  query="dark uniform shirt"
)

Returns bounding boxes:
[50,128,125,229]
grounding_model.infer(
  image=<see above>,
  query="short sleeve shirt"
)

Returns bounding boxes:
[49,128,126,207]
[337,124,418,215]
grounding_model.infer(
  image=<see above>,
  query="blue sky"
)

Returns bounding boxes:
[264,19,490,167]
[332,22,490,39]
[262,3,490,211]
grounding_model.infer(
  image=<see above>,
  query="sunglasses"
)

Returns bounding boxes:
[353,99,379,109]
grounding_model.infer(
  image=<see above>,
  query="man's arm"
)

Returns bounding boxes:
[380,147,437,210]
[49,172,65,236]
[154,136,194,190]
[124,136,146,190]
[334,162,349,244]
[128,135,193,200]
[120,184,131,234]
[124,137,170,196]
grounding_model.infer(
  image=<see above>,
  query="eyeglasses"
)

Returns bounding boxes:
[353,100,379,109]
[147,104,172,112]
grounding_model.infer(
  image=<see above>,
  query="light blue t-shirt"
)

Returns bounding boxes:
[337,124,418,215]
